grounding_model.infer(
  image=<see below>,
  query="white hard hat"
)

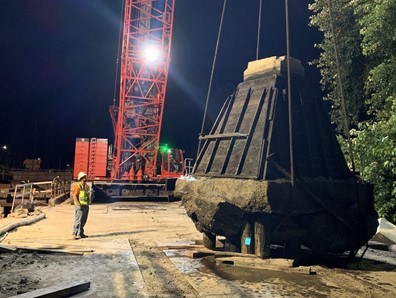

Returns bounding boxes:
[77,172,87,181]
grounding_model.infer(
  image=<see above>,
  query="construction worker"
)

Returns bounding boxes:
[169,154,179,172]
[72,172,91,239]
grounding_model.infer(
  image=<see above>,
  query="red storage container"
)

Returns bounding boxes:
[74,138,108,179]
[89,138,108,178]
[73,138,90,179]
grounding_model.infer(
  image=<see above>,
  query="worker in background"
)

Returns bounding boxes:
[72,172,91,240]
[134,154,146,173]
[169,154,179,172]
[134,154,142,172]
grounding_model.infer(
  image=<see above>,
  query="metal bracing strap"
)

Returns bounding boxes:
[267,158,355,231]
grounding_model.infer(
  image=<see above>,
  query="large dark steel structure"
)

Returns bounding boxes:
[194,59,349,181]
[175,57,378,260]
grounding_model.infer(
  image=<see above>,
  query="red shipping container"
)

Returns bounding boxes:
[73,138,90,179]
[89,138,108,178]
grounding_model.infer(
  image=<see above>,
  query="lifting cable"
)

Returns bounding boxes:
[197,0,228,156]
[327,0,361,210]
[256,0,263,60]
[197,0,265,157]
[327,0,363,261]
[326,0,356,173]
[112,0,126,106]
[285,0,295,186]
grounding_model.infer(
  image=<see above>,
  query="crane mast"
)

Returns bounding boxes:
[111,0,175,180]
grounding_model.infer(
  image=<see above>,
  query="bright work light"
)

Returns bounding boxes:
[143,44,161,63]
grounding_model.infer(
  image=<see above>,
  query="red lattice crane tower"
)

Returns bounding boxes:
[110,0,175,180]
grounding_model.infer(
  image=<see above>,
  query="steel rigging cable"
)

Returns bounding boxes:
[197,0,228,157]
[285,0,295,186]
[197,0,265,157]
[327,0,364,262]
[112,0,126,107]
[326,0,356,173]
[256,0,263,60]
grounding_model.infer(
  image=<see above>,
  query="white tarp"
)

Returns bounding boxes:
[371,218,396,245]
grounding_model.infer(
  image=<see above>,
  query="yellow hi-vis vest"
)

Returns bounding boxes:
[78,183,90,206]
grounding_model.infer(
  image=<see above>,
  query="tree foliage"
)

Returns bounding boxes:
[355,0,396,117]
[309,0,366,132]
[352,108,396,222]
[310,0,396,222]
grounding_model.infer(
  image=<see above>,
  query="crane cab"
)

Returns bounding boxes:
[158,148,185,178]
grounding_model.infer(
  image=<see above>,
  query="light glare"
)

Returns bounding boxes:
[143,45,161,62]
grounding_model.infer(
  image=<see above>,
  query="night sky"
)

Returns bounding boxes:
[0,0,321,169]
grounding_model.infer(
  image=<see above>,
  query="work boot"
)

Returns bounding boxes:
[80,234,88,238]
[72,235,80,240]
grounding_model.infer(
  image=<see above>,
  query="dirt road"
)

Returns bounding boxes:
[1,201,395,297]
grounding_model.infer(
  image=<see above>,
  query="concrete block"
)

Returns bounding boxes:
[243,56,305,80]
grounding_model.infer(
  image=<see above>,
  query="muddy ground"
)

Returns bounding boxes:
[0,201,396,297]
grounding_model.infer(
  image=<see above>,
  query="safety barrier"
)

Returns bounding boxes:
[11,177,70,212]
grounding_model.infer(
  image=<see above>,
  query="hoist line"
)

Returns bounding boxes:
[285,0,295,186]
[256,0,263,60]
[112,0,125,106]
[326,0,356,173]
[197,0,228,157]
[327,0,363,262]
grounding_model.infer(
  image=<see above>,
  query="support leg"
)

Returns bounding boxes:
[241,222,253,254]
[254,217,271,258]
[285,237,301,266]
[203,232,216,250]
[225,235,241,253]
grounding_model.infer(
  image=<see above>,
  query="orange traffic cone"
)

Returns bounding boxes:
[136,168,143,181]
[128,167,136,180]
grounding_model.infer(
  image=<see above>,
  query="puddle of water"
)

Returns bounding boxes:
[162,249,338,297]
[162,249,187,258]
[166,255,203,274]
[199,256,331,296]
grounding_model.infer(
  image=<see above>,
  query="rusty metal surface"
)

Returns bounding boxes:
[194,66,350,180]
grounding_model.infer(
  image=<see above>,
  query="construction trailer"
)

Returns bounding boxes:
[73,0,184,199]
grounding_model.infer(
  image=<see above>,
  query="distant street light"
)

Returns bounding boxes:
[1,145,9,167]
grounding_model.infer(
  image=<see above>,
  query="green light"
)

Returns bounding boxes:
[160,144,169,153]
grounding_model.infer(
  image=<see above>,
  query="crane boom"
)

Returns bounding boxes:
[74,0,184,199]
[111,0,175,180]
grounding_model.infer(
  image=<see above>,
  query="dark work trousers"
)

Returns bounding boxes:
[72,205,89,236]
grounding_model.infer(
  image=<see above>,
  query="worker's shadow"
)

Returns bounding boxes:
[87,230,157,238]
